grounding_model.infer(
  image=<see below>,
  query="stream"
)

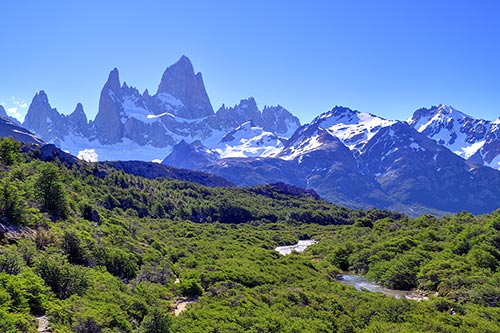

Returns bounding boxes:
[274,241,427,301]
[274,239,318,255]
[337,274,429,301]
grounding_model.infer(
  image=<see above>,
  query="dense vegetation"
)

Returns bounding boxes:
[0,138,498,332]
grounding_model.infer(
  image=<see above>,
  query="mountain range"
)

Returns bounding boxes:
[165,106,500,215]
[2,55,500,216]
[18,56,299,162]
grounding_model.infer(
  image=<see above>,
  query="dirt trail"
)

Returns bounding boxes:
[36,315,51,332]
[174,298,197,316]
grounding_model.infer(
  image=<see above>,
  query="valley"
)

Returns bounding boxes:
[2,2,500,333]
[0,138,498,332]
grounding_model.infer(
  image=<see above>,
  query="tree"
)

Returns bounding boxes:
[62,231,87,265]
[73,317,102,333]
[34,252,89,299]
[140,308,171,333]
[0,179,23,224]
[0,138,20,165]
[34,164,68,219]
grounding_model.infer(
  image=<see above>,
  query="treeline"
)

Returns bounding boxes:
[0,137,498,332]
[0,138,390,228]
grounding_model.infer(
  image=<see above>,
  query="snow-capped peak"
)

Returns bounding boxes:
[311,106,396,152]
[408,104,470,133]
[408,104,496,162]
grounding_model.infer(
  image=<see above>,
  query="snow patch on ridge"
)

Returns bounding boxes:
[486,154,500,169]
[280,133,322,160]
[318,109,395,152]
[214,121,284,158]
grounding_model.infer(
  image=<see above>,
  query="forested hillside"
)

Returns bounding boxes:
[0,138,498,332]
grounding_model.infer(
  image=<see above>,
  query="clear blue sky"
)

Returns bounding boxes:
[1,0,499,124]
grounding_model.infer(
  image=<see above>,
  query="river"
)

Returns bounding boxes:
[273,241,427,301]
[274,239,318,255]
[337,274,429,301]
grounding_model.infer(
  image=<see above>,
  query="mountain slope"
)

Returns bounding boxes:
[0,116,45,145]
[408,104,500,169]
[359,122,500,214]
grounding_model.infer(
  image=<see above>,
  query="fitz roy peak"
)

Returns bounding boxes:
[156,55,213,119]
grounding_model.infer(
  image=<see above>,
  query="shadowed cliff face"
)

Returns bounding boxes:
[157,55,214,119]
[23,91,65,140]
[93,68,124,144]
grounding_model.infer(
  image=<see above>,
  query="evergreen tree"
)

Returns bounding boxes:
[34,164,68,218]
[0,179,23,224]
[0,138,20,165]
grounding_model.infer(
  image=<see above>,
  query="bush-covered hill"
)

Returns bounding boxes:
[0,138,498,332]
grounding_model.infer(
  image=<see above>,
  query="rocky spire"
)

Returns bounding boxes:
[67,103,91,137]
[216,97,263,128]
[157,55,213,118]
[262,105,301,136]
[94,68,124,144]
[23,91,68,140]
[105,68,123,100]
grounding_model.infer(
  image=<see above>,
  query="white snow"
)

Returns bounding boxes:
[279,118,300,138]
[146,112,175,119]
[461,140,486,159]
[54,133,172,162]
[485,154,500,170]
[381,147,398,161]
[214,122,284,158]
[318,110,395,152]
[77,149,98,162]
[279,109,395,161]
[121,96,167,124]
[156,93,184,108]
[108,90,116,101]
[119,94,199,126]
[410,142,425,152]
[412,105,468,133]
[409,105,493,161]
[280,134,322,160]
